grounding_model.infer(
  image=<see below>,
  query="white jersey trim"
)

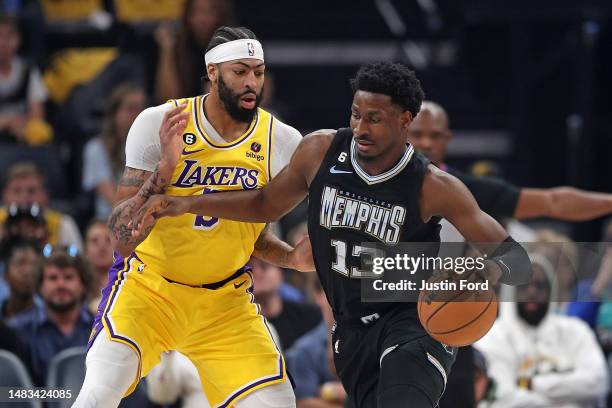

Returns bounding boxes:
[350,139,414,185]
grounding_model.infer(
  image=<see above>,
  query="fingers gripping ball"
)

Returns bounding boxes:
[418,272,498,347]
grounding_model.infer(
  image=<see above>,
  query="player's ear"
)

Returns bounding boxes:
[400,110,413,130]
[207,64,218,83]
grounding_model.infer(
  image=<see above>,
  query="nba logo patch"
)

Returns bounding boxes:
[251,142,261,152]
[247,42,255,56]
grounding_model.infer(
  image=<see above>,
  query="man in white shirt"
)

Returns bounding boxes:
[476,254,608,408]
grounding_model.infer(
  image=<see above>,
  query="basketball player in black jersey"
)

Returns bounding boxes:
[131,62,532,408]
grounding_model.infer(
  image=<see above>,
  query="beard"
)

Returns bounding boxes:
[218,73,262,124]
[517,302,549,326]
[46,296,79,313]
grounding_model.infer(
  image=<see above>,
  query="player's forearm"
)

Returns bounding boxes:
[548,187,612,221]
[109,164,173,256]
[185,189,282,223]
[253,227,294,268]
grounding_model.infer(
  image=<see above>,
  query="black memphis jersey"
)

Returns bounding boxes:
[307,128,441,321]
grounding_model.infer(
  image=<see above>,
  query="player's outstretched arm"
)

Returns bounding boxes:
[132,131,334,234]
[421,165,532,286]
[108,104,189,257]
[515,187,612,221]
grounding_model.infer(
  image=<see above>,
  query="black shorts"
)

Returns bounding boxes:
[332,306,457,408]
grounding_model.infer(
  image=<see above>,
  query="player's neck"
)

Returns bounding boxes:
[357,144,407,176]
[203,93,252,143]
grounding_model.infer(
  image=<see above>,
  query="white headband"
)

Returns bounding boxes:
[205,39,264,65]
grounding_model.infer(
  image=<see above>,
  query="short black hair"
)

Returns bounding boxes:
[350,62,425,117]
[205,26,259,54]
[2,238,40,264]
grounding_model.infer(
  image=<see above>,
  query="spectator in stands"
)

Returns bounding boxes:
[0,162,83,250]
[154,0,234,102]
[531,229,578,308]
[82,83,146,219]
[84,219,113,314]
[8,249,93,385]
[251,256,321,350]
[287,278,346,407]
[476,254,608,407]
[0,14,51,145]
[530,229,602,329]
[0,239,40,319]
[0,204,46,301]
[0,203,47,247]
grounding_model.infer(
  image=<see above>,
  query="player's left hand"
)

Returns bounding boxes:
[159,103,189,173]
[288,235,315,272]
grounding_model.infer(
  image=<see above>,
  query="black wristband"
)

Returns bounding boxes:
[489,236,532,286]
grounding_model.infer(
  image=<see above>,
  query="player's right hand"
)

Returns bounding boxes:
[158,103,189,174]
[130,194,190,237]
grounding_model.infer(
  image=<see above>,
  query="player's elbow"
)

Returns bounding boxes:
[547,187,578,219]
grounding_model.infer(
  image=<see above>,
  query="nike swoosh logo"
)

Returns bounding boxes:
[234,280,247,289]
[182,148,205,155]
[330,165,352,174]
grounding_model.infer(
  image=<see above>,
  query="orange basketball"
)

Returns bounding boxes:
[417,274,498,347]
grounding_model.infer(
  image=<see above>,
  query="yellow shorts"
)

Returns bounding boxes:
[89,253,286,407]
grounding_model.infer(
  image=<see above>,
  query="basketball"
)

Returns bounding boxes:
[418,273,498,347]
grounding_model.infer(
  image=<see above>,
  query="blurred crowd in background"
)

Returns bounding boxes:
[0,0,612,407]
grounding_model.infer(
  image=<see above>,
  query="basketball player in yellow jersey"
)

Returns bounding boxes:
[72,26,309,408]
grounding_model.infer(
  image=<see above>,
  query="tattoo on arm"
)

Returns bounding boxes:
[108,165,172,254]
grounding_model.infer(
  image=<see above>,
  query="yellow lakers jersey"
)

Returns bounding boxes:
[135,96,274,285]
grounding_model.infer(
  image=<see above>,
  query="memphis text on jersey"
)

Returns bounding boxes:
[319,186,406,244]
